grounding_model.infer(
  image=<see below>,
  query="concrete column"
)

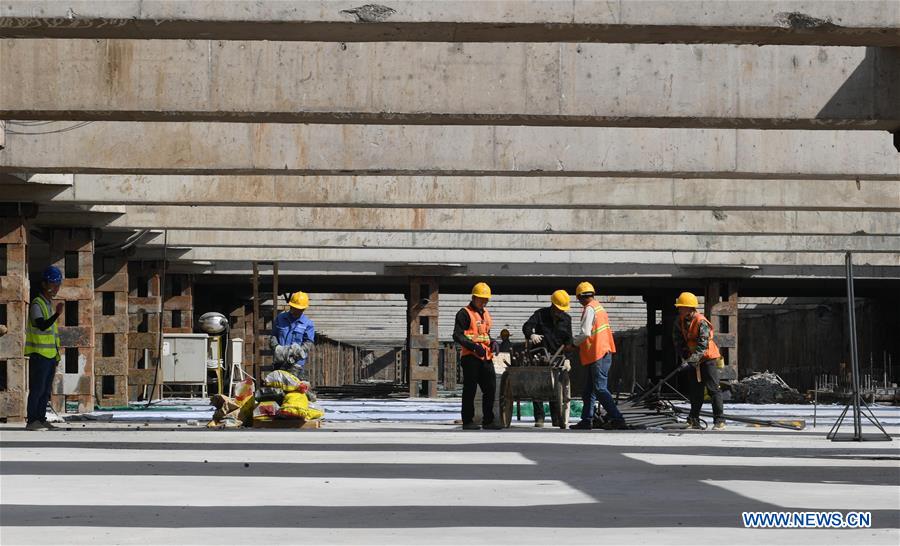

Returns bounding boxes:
[406,277,439,397]
[93,256,129,407]
[0,217,29,421]
[49,228,95,413]
[127,262,161,400]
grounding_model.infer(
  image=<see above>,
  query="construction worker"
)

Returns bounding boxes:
[24,266,64,431]
[570,282,626,430]
[673,292,725,430]
[498,329,512,354]
[522,289,574,427]
[272,291,315,377]
[453,282,501,430]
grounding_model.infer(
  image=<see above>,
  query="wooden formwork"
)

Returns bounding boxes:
[407,277,440,397]
[93,256,129,407]
[49,229,94,414]
[126,262,194,400]
[0,218,29,421]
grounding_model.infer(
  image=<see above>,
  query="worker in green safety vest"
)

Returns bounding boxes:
[24,265,64,430]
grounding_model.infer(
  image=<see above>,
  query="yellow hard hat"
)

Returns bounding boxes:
[674,292,699,308]
[551,290,571,311]
[471,282,492,299]
[289,291,310,310]
[575,281,595,297]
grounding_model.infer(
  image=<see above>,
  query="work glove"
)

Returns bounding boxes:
[473,344,487,358]
[529,334,544,344]
[561,359,571,372]
[269,336,279,350]
[677,360,691,371]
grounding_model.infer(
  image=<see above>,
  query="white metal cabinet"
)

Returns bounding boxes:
[162,333,208,384]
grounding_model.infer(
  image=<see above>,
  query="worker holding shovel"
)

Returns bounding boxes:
[673,292,726,430]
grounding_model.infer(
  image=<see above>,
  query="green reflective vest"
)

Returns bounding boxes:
[24,296,61,361]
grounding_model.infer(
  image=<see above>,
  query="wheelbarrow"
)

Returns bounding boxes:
[498,346,571,429]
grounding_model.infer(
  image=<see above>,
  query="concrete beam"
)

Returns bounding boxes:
[129,246,900,267]
[3,123,898,178]
[3,40,897,129]
[137,230,900,253]
[31,205,900,235]
[1,1,898,45]
[3,175,898,211]
[167,260,900,281]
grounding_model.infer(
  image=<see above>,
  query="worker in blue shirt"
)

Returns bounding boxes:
[271,291,315,377]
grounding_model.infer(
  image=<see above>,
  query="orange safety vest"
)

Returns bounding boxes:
[459,306,493,360]
[579,300,616,365]
[678,312,721,362]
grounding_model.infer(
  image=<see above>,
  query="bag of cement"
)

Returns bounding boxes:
[279,392,324,420]
[264,370,304,392]
[238,395,257,426]
[254,386,285,403]
[234,378,255,404]
[253,400,281,421]
[210,394,241,421]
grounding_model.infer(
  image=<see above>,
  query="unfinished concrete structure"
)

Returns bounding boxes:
[1,1,898,417]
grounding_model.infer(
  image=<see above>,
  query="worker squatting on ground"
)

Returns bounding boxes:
[23,266,64,431]
[522,290,574,427]
[271,291,315,379]
[570,282,627,430]
[673,292,726,430]
[453,282,502,430]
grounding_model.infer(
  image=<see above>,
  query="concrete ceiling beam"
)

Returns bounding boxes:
[3,40,898,129]
[2,123,897,178]
[128,246,900,267]
[133,231,900,253]
[1,1,897,45]
[4,175,898,211]
[28,205,900,235]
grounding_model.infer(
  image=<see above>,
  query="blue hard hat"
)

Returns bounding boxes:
[43,265,63,284]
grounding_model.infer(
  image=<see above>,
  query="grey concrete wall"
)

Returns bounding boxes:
[3,123,898,177]
[3,40,897,129]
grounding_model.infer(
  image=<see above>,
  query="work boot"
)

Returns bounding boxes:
[686,417,703,430]
[40,420,58,430]
[462,423,481,430]
[569,420,592,430]
[483,422,504,430]
[25,421,45,431]
[601,419,628,430]
[712,420,726,431]
[534,418,545,428]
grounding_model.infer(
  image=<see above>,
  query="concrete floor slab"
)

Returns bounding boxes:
[1,422,897,545]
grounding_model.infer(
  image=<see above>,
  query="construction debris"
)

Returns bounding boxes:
[729,371,806,404]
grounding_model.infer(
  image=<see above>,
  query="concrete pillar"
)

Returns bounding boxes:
[406,277,439,397]
[644,296,663,383]
[49,228,95,413]
[0,217,29,422]
[93,256,129,406]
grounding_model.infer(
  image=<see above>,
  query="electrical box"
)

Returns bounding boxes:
[162,333,209,384]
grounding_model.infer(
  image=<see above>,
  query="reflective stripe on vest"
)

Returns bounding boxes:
[678,312,721,361]
[460,306,493,360]
[24,296,61,360]
[579,300,616,365]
